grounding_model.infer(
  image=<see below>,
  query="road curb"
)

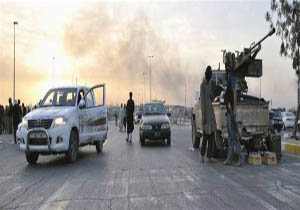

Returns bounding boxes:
[282,142,300,156]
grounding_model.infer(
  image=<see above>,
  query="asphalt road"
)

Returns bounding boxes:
[0,122,300,210]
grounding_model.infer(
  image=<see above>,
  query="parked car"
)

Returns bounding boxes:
[281,112,295,130]
[17,84,108,164]
[270,109,283,132]
[134,111,142,124]
[139,102,171,146]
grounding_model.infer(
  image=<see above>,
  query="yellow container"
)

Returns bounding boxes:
[248,152,262,165]
[263,152,277,165]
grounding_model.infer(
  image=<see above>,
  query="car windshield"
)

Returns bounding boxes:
[286,112,295,117]
[143,103,166,115]
[273,111,281,118]
[40,88,77,107]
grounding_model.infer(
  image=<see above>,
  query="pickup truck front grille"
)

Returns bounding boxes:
[152,124,161,131]
[27,130,51,146]
[28,138,48,145]
[28,119,53,129]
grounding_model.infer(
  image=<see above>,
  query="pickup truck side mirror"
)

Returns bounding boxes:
[36,100,42,108]
[79,99,86,109]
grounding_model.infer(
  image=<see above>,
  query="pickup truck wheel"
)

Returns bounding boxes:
[212,136,218,158]
[66,130,78,163]
[140,136,145,146]
[25,152,39,164]
[192,123,200,148]
[167,137,171,146]
[95,141,103,153]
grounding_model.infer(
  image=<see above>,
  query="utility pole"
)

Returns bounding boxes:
[13,21,18,103]
[185,83,186,122]
[142,72,147,104]
[148,55,154,102]
[52,57,55,87]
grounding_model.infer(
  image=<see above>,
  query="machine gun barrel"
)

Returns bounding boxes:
[249,27,275,51]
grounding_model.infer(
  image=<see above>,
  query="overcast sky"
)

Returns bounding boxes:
[0,0,296,108]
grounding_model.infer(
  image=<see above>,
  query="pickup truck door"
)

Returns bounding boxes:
[80,84,107,143]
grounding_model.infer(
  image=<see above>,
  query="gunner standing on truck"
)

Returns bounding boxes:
[200,66,216,163]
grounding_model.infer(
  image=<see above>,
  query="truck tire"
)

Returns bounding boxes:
[25,152,39,164]
[167,137,171,146]
[140,135,145,146]
[192,122,200,148]
[95,141,103,153]
[66,130,79,163]
[212,136,218,158]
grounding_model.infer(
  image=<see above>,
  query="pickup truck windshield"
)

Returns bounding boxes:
[40,88,77,107]
[143,103,166,116]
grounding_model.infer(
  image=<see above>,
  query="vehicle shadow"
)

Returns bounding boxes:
[23,146,108,169]
[141,141,169,148]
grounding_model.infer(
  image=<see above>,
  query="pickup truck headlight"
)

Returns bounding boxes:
[142,124,152,130]
[21,118,28,129]
[53,117,67,128]
[161,123,170,129]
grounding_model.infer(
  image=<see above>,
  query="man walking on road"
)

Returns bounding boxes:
[200,66,216,163]
[126,92,135,143]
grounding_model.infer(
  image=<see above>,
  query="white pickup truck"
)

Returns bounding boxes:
[17,84,108,164]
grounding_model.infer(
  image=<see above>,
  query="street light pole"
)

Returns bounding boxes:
[185,83,186,122]
[52,57,55,88]
[148,55,154,102]
[13,21,18,103]
[142,72,147,104]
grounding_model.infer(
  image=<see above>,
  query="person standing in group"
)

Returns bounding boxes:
[223,58,244,167]
[119,104,124,131]
[126,92,135,143]
[4,106,9,134]
[123,104,127,132]
[12,100,22,144]
[8,98,13,134]
[200,66,216,163]
[115,110,118,127]
[21,103,27,117]
[0,105,4,134]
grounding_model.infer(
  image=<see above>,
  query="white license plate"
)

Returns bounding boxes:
[29,132,47,139]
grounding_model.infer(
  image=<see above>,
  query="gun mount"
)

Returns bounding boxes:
[222,27,275,79]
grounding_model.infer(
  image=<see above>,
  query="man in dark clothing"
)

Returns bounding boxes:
[200,66,217,163]
[0,105,4,134]
[123,104,127,131]
[8,98,13,134]
[22,103,27,117]
[223,57,244,167]
[12,100,22,144]
[126,92,135,143]
[4,106,9,134]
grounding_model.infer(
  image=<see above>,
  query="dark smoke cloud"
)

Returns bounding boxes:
[63,3,201,105]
